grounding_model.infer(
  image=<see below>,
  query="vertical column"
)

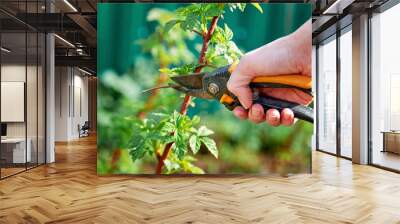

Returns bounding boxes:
[352,14,369,164]
[46,1,55,163]
[336,30,341,157]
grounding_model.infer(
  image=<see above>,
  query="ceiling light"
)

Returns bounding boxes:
[54,34,75,48]
[78,67,92,76]
[63,0,78,12]
[1,47,11,53]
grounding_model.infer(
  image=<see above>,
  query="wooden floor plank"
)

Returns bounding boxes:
[0,135,399,224]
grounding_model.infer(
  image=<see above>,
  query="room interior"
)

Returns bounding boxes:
[0,0,399,222]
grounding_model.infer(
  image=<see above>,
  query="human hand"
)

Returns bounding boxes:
[226,20,312,126]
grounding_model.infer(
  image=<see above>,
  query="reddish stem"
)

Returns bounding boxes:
[156,16,219,174]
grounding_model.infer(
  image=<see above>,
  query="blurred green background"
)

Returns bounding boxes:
[97,3,313,175]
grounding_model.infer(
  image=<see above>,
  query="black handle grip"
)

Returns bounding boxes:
[253,97,314,123]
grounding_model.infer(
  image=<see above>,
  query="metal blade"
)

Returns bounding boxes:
[170,85,213,99]
[142,84,178,93]
[170,73,206,89]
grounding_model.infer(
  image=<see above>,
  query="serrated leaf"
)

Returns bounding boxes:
[197,126,214,136]
[251,3,263,13]
[201,137,218,158]
[173,132,187,160]
[189,135,201,154]
[160,122,175,133]
[129,136,148,161]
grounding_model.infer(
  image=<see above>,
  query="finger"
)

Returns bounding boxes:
[227,79,253,110]
[280,108,295,126]
[227,60,254,109]
[248,104,265,124]
[266,109,280,126]
[260,88,313,105]
[233,106,248,120]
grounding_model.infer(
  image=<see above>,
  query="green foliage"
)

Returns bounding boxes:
[128,3,265,174]
[206,23,243,65]
[99,4,313,175]
[175,4,225,33]
[137,8,195,66]
[128,111,217,173]
[159,63,198,75]
[227,3,263,13]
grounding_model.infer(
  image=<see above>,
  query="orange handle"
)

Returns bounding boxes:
[228,63,312,89]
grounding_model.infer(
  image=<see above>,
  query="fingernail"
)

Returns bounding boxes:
[271,111,279,121]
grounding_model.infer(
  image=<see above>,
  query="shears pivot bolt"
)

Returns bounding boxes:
[208,83,219,95]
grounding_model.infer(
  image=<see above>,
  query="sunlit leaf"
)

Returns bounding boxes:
[197,126,214,136]
[251,3,263,13]
[189,135,201,154]
[173,132,187,160]
[201,137,218,158]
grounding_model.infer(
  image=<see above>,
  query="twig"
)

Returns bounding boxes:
[192,29,204,37]
[156,16,219,174]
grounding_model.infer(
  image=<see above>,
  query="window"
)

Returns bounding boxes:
[339,28,352,158]
[317,36,337,154]
[370,3,400,171]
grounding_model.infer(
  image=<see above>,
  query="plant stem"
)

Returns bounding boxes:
[156,16,219,174]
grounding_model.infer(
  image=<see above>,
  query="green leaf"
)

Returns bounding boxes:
[164,159,180,173]
[197,126,214,136]
[237,3,246,12]
[204,4,225,17]
[179,14,200,32]
[164,19,180,33]
[189,135,201,154]
[185,162,204,174]
[191,115,201,125]
[223,24,233,41]
[251,3,263,13]
[227,3,246,12]
[173,132,187,160]
[129,136,148,161]
[160,122,175,133]
[165,64,197,75]
[201,137,218,158]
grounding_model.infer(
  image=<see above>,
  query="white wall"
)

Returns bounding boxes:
[54,67,89,141]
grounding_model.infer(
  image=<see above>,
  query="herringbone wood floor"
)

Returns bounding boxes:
[1,135,400,224]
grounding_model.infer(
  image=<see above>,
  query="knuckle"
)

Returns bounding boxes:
[226,79,235,93]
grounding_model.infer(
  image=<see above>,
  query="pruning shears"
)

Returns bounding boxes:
[145,63,314,123]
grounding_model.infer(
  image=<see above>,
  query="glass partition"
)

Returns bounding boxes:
[1,30,28,177]
[339,28,352,158]
[317,36,337,154]
[0,1,46,179]
[27,30,38,169]
[370,4,400,171]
